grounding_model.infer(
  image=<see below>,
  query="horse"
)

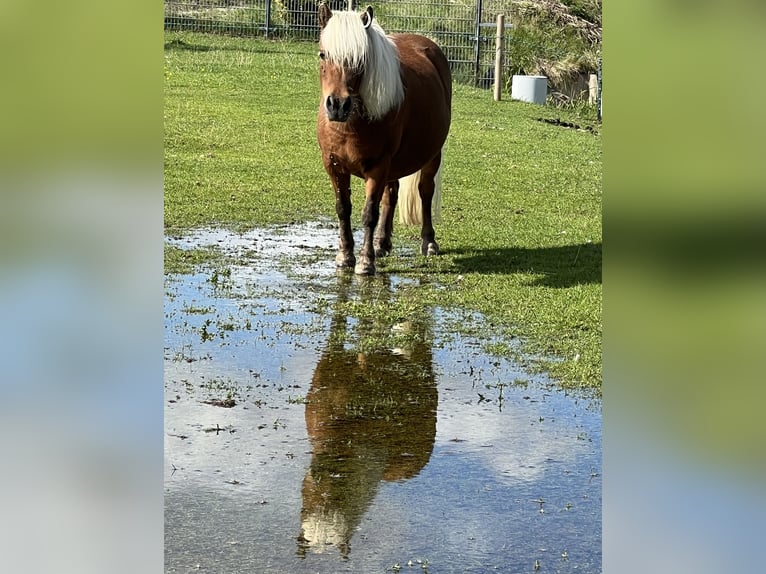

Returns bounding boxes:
[316,4,452,275]
[297,273,437,556]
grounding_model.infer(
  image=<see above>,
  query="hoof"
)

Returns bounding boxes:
[374,238,392,257]
[335,251,356,268]
[422,241,440,256]
[354,260,375,275]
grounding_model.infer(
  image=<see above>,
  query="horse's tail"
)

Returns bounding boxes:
[398,152,443,226]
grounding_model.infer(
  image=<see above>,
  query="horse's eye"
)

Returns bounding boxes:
[318,51,326,61]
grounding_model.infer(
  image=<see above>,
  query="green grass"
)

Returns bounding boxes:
[164,32,601,391]
[164,244,222,274]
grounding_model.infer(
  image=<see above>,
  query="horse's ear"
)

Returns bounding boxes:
[361,6,373,29]
[318,3,332,29]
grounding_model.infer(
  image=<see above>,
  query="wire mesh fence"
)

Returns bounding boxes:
[165,0,518,85]
[164,0,601,99]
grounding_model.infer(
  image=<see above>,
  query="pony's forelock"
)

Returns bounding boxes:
[320,10,404,120]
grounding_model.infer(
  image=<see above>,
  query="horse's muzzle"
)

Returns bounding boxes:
[325,95,353,122]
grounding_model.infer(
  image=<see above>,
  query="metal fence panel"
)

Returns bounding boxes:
[164,1,270,36]
[165,1,521,86]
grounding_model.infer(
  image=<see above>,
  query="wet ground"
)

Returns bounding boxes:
[164,223,601,573]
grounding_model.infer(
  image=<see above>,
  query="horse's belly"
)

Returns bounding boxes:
[390,123,448,177]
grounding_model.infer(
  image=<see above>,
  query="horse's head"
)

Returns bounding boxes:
[317,5,403,123]
[318,5,373,122]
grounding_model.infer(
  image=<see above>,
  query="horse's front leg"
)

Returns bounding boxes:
[356,175,386,275]
[374,180,399,257]
[330,169,355,268]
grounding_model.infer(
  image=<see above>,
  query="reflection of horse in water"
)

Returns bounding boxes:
[297,275,437,557]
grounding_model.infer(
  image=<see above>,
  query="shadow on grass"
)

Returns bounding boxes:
[451,242,601,287]
[163,36,316,56]
[164,38,214,52]
[166,37,271,54]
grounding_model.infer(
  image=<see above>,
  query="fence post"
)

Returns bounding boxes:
[597,57,602,121]
[473,0,483,87]
[264,0,271,38]
[493,14,504,101]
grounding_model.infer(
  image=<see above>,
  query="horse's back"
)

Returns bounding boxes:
[393,34,452,106]
[388,34,451,178]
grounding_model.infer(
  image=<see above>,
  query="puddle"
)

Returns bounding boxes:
[164,223,601,573]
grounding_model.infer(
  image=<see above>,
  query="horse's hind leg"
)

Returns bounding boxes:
[418,154,441,256]
[374,180,399,257]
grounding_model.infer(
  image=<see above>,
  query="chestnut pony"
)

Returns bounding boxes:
[316,5,452,275]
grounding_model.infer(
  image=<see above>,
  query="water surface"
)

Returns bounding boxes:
[164,223,601,573]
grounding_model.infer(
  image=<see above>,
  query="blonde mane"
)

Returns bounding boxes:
[320,10,404,120]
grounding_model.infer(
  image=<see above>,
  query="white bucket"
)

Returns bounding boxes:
[511,75,548,105]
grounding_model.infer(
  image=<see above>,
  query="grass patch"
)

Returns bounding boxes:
[164,244,221,274]
[164,32,601,391]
